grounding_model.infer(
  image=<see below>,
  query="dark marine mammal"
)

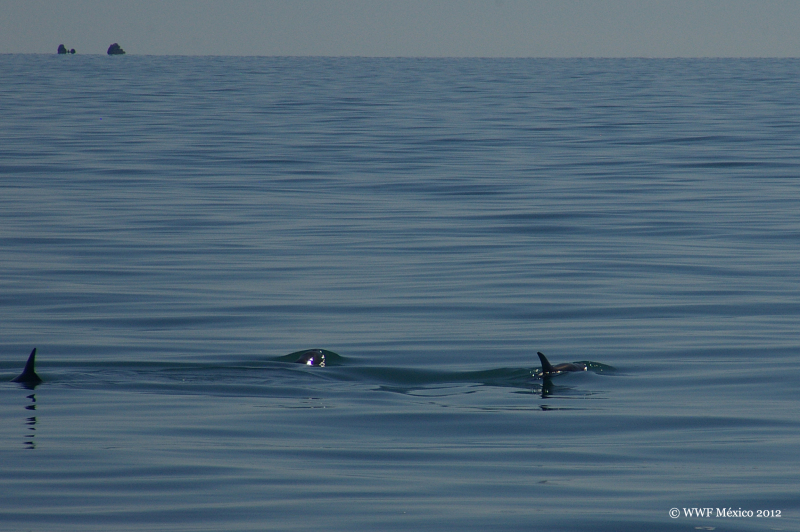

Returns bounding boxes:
[293,349,326,367]
[12,348,42,388]
[537,351,587,378]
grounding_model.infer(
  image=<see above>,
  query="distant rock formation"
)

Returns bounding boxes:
[107,43,125,55]
[57,44,76,54]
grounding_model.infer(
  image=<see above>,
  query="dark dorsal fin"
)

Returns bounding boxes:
[12,348,42,387]
[537,351,555,375]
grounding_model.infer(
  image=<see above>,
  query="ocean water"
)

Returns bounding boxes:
[1,55,798,531]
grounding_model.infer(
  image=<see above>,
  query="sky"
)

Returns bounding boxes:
[2,0,800,57]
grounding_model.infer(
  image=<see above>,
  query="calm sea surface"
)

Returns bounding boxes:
[1,55,799,531]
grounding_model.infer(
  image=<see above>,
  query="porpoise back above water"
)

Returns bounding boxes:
[293,348,326,367]
[12,348,42,387]
[537,351,587,378]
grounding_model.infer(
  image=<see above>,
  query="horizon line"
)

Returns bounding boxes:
[4,52,800,60]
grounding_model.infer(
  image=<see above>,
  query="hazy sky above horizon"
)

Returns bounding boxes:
[2,0,800,57]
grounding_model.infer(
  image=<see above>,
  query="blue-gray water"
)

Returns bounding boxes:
[1,55,798,531]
